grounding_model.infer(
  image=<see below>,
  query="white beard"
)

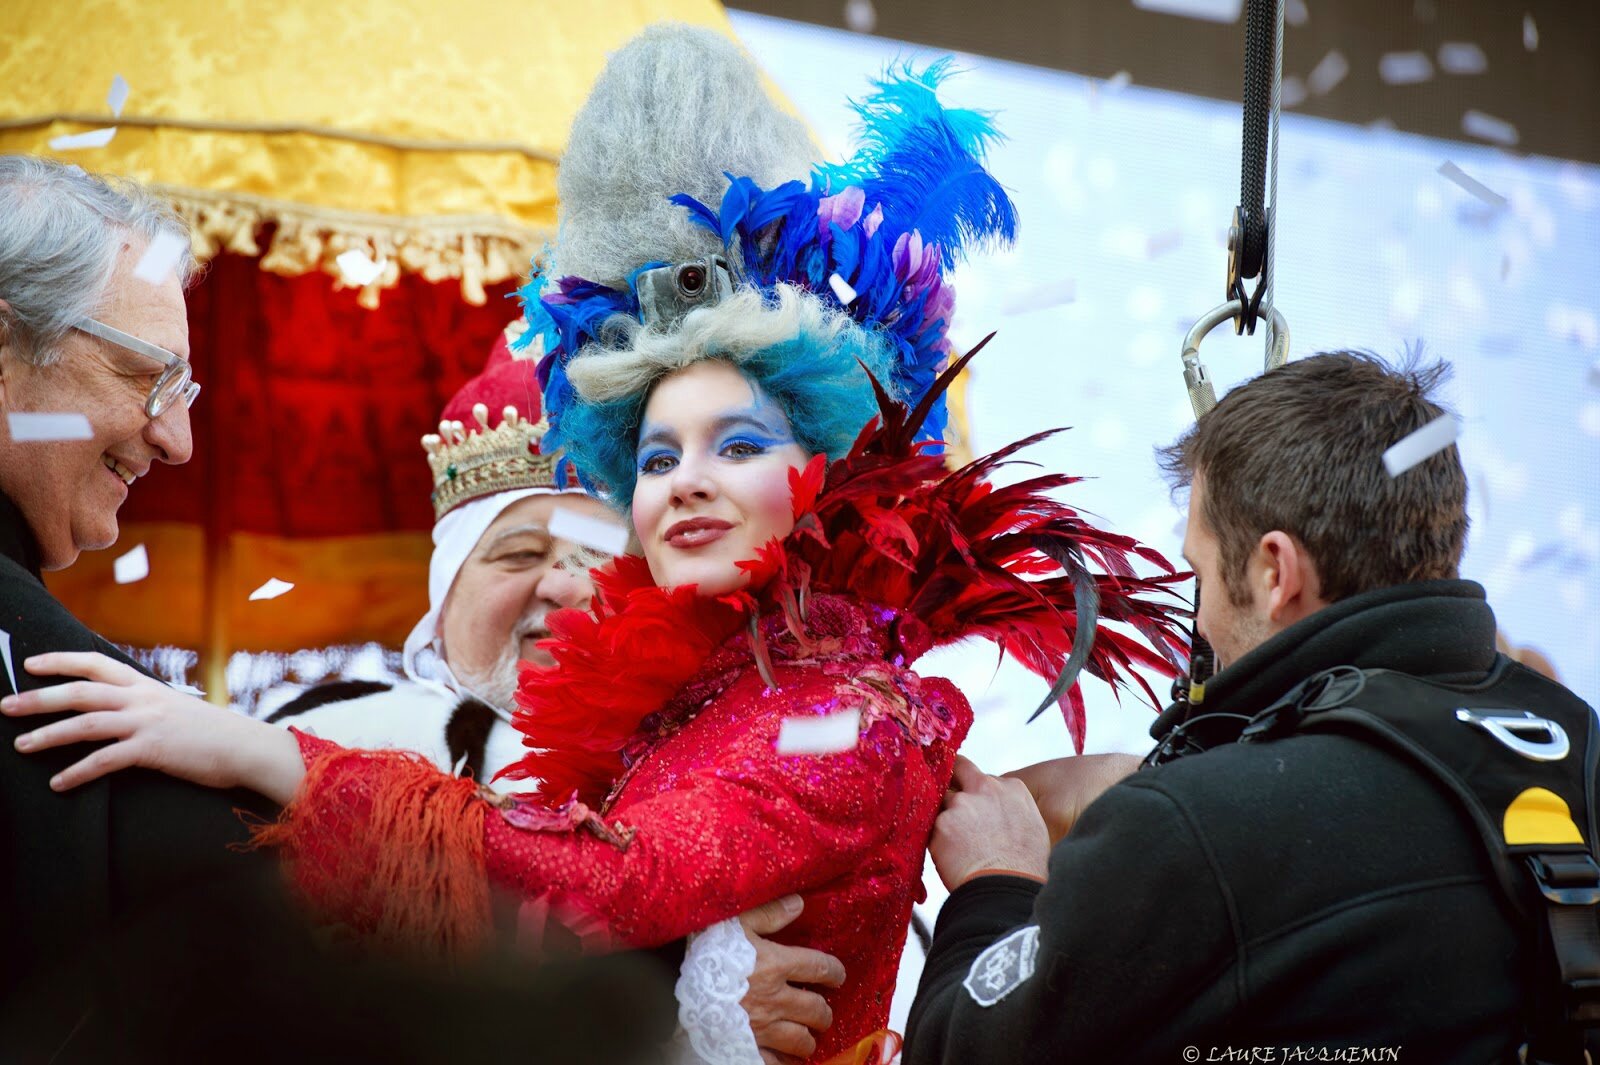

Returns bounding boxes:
[449,604,553,714]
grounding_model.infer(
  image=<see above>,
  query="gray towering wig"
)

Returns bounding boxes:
[0,155,197,366]
[553,23,818,288]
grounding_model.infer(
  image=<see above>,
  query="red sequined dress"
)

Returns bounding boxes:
[258,373,1189,1062]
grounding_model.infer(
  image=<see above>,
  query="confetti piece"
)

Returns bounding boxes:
[113,544,149,584]
[1462,110,1519,147]
[1000,278,1077,315]
[1308,49,1349,95]
[1437,161,1506,208]
[335,250,384,287]
[248,578,295,601]
[133,231,187,284]
[828,272,858,307]
[1436,42,1487,75]
[7,412,93,441]
[0,628,15,694]
[1379,51,1434,85]
[843,0,876,33]
[1105,70,1133,91]
[1285,0,1308,25]
[548,505,629,557]
[1523,14,1538,51]
[1279,76,1308,109]
[107,74,130,117]
[1145,229,1183,258]
[1130,0,1242,22]
[48,127,117,151]
[1382,414,1459,477]
[776,707,862,755]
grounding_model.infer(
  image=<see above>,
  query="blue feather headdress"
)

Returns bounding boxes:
[517,58,1017,493]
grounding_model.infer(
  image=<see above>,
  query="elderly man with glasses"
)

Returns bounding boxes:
[0,155,276,1041]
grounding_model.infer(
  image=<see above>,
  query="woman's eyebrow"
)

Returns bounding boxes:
[637,423,677,451]
[710,411,793,440]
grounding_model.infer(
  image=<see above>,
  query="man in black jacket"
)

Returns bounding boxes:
[0,155,689,1065]
[906,351,1593,1063]
[0,157,291,1030]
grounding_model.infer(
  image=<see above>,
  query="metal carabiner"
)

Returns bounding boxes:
[1180,299,1290,419]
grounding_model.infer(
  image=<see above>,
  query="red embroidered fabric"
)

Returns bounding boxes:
[280,598,968,1062]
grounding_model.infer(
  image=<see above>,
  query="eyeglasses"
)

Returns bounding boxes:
[73,317,201,418]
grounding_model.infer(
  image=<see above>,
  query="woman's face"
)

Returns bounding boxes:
[631,359,811,596]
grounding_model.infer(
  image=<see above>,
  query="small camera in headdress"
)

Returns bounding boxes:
[634,255,735,328]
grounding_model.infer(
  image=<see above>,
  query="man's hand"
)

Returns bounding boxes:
[1005,753,1142,846]
[739,895,845,1065]
[929,755,1051,891]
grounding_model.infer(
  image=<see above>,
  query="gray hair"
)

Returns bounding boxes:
[553,23,818,288]
[568,285,841,401]
[0,155,197,366]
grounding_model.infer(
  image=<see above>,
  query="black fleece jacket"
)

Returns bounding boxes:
[907,580,1557,1064]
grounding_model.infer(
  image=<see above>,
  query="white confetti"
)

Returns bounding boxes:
[1523,13,1538,51]
[8,412,93,441]
[1437,161,1507,208]
[113,544,149,584]
[1000,279,1076,315]
[1308,49,1349,95]
[48,127,118,151]
[1285,0,1308,25]
[0,628,15,694]
[1105,70,1133,92]
[107,74,130,118]
[1379,51,1433,85]
[776,706,862,755]
[1462,110,1519,147]
[248,578,295,601]
[335,249,384,287]
[133,231,187,284]
[1279,76,1308,109]
[1130,0,1241,22]
[547,505,629,558]
[1382,414,1459,477]
[843,0,876,33]
[827,272,858,307]
[1436,42,1487,75]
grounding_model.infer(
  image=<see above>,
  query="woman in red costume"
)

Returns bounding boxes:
[3,32,1188,1064]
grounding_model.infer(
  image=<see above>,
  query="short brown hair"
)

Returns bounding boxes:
[1157,350,1468,605]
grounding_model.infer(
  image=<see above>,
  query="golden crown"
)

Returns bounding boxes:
[422,403,560,520]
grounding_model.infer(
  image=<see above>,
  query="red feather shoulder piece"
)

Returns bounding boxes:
[501,337,1190,805]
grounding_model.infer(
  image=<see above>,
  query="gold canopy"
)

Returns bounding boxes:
[0,0,737,305]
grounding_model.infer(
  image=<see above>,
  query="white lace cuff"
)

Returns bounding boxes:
[672,916,763,1065]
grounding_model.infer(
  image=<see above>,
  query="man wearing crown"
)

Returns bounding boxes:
[268,322,614,786]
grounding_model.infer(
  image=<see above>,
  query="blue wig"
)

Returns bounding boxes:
[551,285,898,512]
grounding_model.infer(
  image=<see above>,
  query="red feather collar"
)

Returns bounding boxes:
[498,355,1190,807]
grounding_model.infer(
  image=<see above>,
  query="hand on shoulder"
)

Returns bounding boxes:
[2,651,305,804]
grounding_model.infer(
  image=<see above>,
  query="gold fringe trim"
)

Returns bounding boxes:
[155,184,550,308]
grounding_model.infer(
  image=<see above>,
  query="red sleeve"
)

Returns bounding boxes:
[268,674,915,952]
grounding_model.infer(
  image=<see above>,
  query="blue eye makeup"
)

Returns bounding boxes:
[634,394,797,475]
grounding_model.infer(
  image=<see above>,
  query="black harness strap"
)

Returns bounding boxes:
[1239,658,1600,1063]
